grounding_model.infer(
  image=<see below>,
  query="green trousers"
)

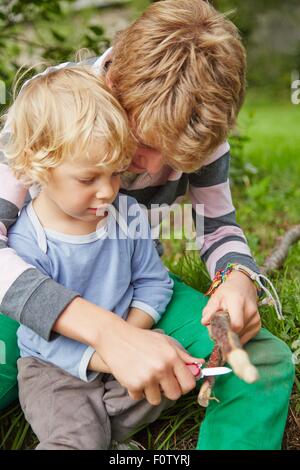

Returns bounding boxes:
[0,274,295,449]
[0,314,19,411]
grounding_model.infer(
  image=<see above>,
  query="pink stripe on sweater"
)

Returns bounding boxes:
[201,225,247,255]
[189,180,234,218]
[206,241,252,278]
[203,141,230,166]
[0,248,33,303]
[0,163,27,209]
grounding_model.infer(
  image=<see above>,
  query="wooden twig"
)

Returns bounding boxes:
[261,225,300,275]
[197,345,222,407]
[198,311,259,407]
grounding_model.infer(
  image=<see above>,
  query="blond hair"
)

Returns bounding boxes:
[4,66,135,185]
[110,0,246,172]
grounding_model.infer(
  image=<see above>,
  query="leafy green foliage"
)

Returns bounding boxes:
[0,0,110,112]
[213,0,300,93]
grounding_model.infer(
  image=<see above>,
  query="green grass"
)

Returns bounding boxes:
[1,93,299,449]
[235,94,300,263]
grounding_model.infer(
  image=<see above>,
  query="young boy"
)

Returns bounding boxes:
[5,66,184,449]
[0,0,294,449]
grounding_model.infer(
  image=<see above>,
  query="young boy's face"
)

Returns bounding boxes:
[44,156,121,224]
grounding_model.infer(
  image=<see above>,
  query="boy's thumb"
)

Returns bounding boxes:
[177,347,205,367]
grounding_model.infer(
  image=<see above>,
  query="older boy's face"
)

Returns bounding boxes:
[129,144,164,175]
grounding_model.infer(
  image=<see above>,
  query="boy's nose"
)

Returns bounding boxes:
[96,182,115,201]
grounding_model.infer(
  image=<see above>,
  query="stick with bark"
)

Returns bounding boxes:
[261,225,300,275]
[198,310,259,407]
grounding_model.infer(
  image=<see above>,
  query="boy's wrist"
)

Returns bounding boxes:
[206,263,261,298]
[90,306,126,351]
[88,351,110,374]
[127,307,155,329]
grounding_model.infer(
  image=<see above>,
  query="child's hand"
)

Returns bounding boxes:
[95,317,204,406]
[201,270,261,345]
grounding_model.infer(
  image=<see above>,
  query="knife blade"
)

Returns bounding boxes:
[186,362,232,379]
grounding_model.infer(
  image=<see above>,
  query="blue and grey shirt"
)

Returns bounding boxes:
[8,195,173,381]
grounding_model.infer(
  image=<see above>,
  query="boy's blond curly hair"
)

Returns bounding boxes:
[110,0,246,172]
[4,66,135,185]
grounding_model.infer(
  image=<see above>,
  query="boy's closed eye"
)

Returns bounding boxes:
[77,177,96,185]
[76,172,123,185]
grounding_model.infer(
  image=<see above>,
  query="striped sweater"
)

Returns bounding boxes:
[0,50,258,340]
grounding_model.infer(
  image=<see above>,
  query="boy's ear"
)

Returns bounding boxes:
[103,50,113,89]
[105,69,113,90]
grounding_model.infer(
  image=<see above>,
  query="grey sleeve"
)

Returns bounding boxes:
[0,198,79,341]
[1,270,79,340]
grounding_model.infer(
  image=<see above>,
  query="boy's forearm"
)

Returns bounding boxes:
[126,307,155,329]
[53,296,124,347]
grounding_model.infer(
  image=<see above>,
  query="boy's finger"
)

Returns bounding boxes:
[172,359,198,395]
[225,297,245,332]
[159,373,184,400]
[128,389,145,401]
[239,315,261,345]
[143,384,163,406]
[201,295,221,325]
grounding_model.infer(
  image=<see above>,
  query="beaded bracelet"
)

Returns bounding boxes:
[205,263,261,297]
